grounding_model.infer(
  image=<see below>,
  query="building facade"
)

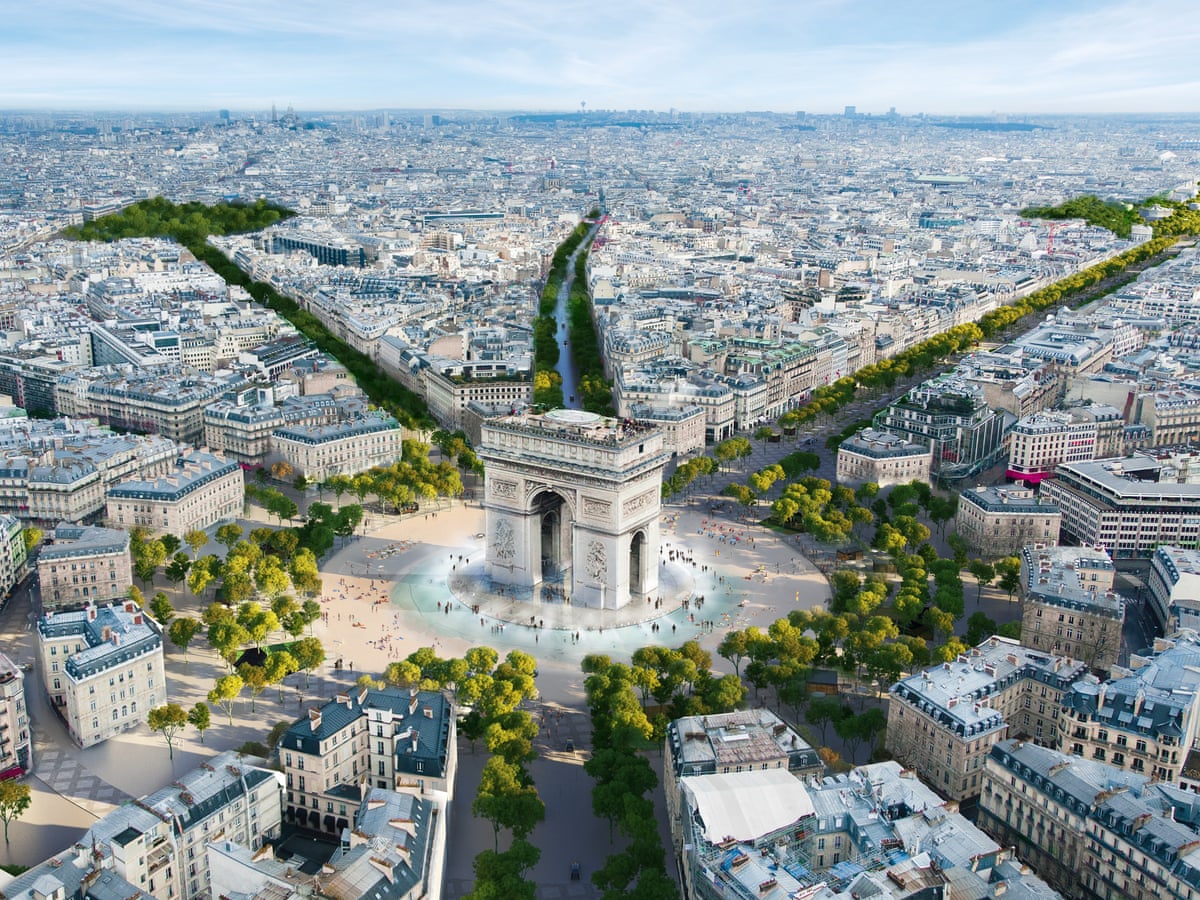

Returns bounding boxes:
[106,450,242,536]
[207,787,441,900]
[1005,404,1125,483]
[1149,545,1200,634]
[1058,631,1200,785]
[979,738,1200,900]
[36,523,132,613]
[0,651,31,777]
[835,428,933,488]
[271,410,403,481]
[37,601,166,749]
[11,750,286,900]
[873,374,1009,481]
[1020,544,1126,673]
[955,485,1062,556]
[279,687,456,837]
[0,512,26,599]
[1040,454,1200,561]
[887,635,1089,800]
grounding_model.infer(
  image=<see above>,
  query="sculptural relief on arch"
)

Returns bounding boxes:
[478,409,668,609]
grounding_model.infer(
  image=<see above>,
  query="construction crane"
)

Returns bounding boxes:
[1046,223,1058,255]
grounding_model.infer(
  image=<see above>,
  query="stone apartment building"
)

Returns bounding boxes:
[0,651,32,777]
[36,522,132,613]
[279,687,456,837]
[270,409,404,482]
[1020,544,1126,673]
[836,428,933,488]
[979,738,1200,900]
[954,485,1062,556]
[887,635,1090,801]
[1149,545,1200,634]
[106,450,242,536]
[1,750,284,900]
[207,787,441,900]
[0,512,26,599]
[37,600,166,749]
[1005,404,1125,483]
[1058,631,1200,785]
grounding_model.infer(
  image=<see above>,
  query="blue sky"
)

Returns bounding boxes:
[2,0,1197,113]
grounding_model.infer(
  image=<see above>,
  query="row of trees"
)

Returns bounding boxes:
[581,654,679,900]
[774,196,1200,437]
[531,220,590,408]
[454,648,546,900]
[64,196,290,247]
[660,436,756,500]
[304,440,465,513]
[566,238,616,415]
[66,196,436,429]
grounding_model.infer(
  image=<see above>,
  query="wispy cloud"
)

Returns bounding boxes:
[0,0,1196,112]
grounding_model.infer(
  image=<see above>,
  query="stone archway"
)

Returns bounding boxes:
[532,489,572,581]
[629,529,647,595]
[480,409,668,609]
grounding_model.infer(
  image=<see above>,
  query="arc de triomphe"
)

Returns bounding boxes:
[478,409,668,609]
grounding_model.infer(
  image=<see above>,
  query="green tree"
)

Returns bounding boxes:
[292,637,325,686]
[966,611,999,646]
[968,560,996,603]
[134,539,168,587]
[264,651,298,701]
[188,702,211,743]
[472,756,545,852]
[208,674,244,725]
[215,523,244,551]
[717,629,754,679]
[0,779,31,843]
[148,592,174,626]
[147,703,189,759]
[184,528,208,558]
[266,720,292,751]
[237,664,267,712]
[995,557,1023,600]
[168,617,200,663]
[806,696,846,744]
[21,526,43,554]
[164,552,192,588]
[997,621,1023,640]
[207,618,249,670]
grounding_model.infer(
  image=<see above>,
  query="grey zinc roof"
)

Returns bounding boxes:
[40,522,130,559]
[321,788,434,899]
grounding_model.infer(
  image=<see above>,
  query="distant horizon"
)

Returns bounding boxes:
[3,0,1198,115]
[2,106,1198,120]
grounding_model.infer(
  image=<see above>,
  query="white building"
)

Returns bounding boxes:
[836,428,933,488]
[207,787,443,900]
[271,409,403,481]
[37,601,166,748]
[0,651,31,777]
[36,522,132,613]
[1149,545,1200,634]
[955,485,1062,556]
[1040,455,1200,564]
[106,450,243,536]
[1005,404,1124,483]
[0,513,26,600]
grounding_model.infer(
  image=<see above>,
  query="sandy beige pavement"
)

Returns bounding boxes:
[310,499,831,679]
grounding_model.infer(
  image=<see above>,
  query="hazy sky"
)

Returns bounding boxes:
[3,0,1198,114]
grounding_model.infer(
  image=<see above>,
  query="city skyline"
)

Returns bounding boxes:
[3,0,1199,115]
